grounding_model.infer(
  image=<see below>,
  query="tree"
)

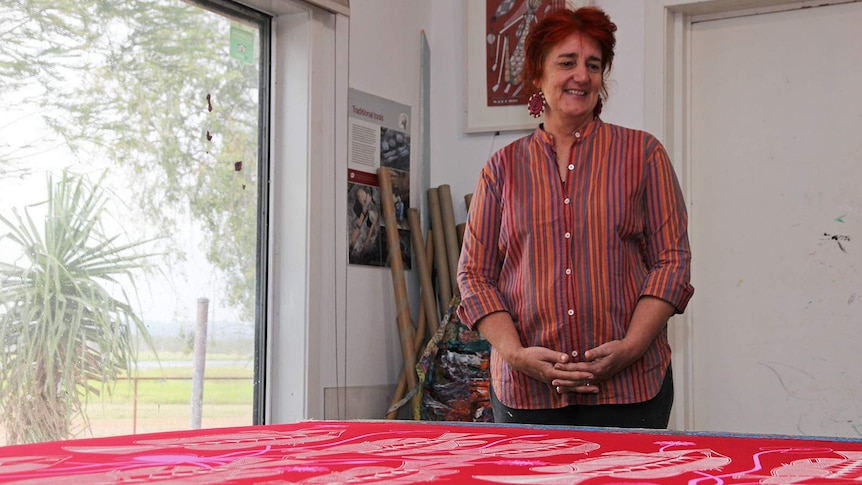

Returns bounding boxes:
[0,171,156,444]
[0,0,99,178]
[0,0,262,321]
[49,0,263,322]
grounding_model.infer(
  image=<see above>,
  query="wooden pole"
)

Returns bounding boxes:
[437,184,461,297]
[407,208,439,333]
[384,229,434,420]
[427,188,451,315]
[383,314,425,419]
[377,167,420,414]
[190,297,209,429]
[421,228,437,336]
[384,304,425,419]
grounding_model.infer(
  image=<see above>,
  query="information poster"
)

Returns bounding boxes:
[347,88,411,268]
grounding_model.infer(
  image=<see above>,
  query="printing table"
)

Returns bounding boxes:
[1,419,861,483]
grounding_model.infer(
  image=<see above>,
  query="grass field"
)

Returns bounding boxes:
[1,351,256,444]
[82,352,256,438]
[85,403,253,436]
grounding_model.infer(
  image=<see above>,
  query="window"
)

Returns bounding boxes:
[0,0,270,445]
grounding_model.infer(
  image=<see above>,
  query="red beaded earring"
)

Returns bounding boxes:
[527,91,545,118]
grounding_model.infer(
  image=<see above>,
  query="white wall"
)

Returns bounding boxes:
[324,0,651,419]
[332,0,432,419]
[427,1,523,223]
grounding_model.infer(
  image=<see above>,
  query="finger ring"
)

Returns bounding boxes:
[585,380,591,386]
[556,386,561,393]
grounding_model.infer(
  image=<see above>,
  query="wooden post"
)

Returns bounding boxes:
[407,208,439,332]
[377,167,420,414]
[190,297,209,429]
[133,378,139,434]
[438,184,461,297]
[427,188,452,315]
[421,229,437,336]
[385,229,435,419]
[456,223,466,248]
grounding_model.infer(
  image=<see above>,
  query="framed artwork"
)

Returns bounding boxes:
[463,0,591,134]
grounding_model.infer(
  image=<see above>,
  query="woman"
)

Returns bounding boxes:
[457,6,693,428]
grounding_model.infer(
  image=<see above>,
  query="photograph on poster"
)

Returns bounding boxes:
[386,167,410,231]
[347,182,384,267]
[380,127,410,172]
[346,176,412,270]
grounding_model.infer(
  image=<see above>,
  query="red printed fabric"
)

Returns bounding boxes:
[457,120,694,409]
[1,420,861,484]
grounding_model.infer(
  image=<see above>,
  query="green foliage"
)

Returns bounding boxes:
[0,171,156,444]
[0,1,100,93]
[0,0,101,177]
[178,326,195,355]
[0,0,261,321]
[49,0,262,322]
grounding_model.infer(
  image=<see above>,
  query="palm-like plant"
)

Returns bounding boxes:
[0,171,156,444]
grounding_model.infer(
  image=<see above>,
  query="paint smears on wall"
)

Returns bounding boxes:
[823,233,851,253]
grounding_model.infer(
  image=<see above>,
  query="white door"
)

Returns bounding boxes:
[688,1,862,437]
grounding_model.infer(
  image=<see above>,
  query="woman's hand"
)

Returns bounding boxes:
[509,346,598,394]
[552,339,639,393]
[552,297,677,394]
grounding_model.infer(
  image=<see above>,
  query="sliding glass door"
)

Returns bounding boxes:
[0,0,270,444]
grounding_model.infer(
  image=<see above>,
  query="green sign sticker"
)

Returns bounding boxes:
[230,26,254,64]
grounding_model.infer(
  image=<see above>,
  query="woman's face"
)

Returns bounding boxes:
[536,32,603,127]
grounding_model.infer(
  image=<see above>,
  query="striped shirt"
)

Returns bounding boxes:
[457,119,694,409]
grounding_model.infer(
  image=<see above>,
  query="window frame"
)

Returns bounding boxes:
[231,0,348,424]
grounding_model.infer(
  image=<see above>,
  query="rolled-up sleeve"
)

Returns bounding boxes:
[639,140,695,313]
[457,164,510,329]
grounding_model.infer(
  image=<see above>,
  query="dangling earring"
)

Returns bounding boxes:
[528,91,545,118]
[593,97,603,118]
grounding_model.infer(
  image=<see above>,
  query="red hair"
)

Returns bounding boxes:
[524,6,617,99]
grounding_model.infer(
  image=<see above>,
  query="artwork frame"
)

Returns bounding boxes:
[463,1,536,134]
[463,1,594,134]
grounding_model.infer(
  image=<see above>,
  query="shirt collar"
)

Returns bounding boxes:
[534,117,603,147]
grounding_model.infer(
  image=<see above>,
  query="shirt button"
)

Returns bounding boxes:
[567,309,574,316]
[567,164,574,171]
[564,198,570,204]
[575,132,581,138]
[566,268,572,275]
[564,232,571,239]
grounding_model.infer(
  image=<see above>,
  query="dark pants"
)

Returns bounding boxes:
[491,366,674,429]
